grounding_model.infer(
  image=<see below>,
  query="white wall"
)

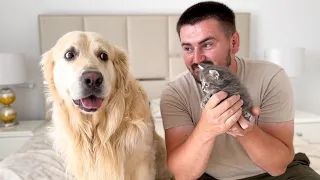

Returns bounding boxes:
[0,0,319,120]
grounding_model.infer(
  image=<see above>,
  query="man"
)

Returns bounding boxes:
[160,1,320,180]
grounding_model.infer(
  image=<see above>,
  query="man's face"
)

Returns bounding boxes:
[179,18,237,82]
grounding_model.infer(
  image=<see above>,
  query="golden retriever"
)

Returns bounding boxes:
[40,31,173,180]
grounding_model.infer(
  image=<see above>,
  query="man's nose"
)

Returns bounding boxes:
[193,49,205,63]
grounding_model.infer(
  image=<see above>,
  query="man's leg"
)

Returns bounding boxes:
[277,152,320,180]
[240,152,320,180]
[198,153,320,180]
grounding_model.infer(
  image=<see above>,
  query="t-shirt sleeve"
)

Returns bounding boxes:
[160,84,194,130]
[259,69,295,123]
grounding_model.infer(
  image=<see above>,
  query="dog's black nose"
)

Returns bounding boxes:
[81,71,103,89]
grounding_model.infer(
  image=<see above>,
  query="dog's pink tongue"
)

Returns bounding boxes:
[80,96,103,109]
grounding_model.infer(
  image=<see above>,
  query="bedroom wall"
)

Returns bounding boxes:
[0,0,319,120]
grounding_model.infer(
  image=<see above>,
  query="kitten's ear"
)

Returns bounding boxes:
[209,70,219,80]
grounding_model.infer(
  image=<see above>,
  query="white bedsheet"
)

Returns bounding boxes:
[293,135,320,173]
[0,116,166,180]
[0,121,73,180]
[1,116,320,179]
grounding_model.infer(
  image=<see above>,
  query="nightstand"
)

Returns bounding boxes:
[0,120,45,160]
[294,110,320,144]
[294,110,320,174]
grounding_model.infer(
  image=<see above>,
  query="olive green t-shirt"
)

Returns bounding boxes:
[160,57,295,179]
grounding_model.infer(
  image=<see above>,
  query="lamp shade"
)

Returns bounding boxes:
[0,53,27,85]
[264,47,305,77]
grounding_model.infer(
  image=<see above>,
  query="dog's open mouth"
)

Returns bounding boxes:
[72,95,104,112]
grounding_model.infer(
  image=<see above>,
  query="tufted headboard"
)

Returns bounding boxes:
[39,13,250,100]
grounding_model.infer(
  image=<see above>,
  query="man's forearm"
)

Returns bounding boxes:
[237,124,294,176]
[167,126,216,180]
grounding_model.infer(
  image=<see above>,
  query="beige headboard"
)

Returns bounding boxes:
[39,13,250,99]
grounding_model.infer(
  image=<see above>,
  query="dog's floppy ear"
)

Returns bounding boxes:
[39,50,61,103]
[40,50,55,85]
[112,46,129,89]
[114,46,128,70]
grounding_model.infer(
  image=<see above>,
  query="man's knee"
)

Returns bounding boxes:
[285,152,320,179]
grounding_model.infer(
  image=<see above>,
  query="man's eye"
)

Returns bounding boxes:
[203,43,212,49]
[183,46,193,52]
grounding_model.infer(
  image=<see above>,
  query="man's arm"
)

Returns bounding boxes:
[230,69,295,176]
[165,125,215,180]
[237,120,294,176]
[161,90,243,180]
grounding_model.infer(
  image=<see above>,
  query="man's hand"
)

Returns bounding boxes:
[227,107,260,137]
[197,91,244,142]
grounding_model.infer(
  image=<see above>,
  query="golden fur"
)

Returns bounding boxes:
[40,31,173,180]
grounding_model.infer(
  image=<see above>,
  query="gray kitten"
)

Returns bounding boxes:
[198,62,253,121]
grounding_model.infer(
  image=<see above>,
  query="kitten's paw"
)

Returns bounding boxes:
[201,102,206,109]
[244,111,253,121]
[201,98,209,108]
[201,93,213,108]
[205,93,213,101]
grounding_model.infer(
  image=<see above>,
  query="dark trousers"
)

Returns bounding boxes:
[198,153,320,180]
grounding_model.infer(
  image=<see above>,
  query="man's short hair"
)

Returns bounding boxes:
[177,1,236,37]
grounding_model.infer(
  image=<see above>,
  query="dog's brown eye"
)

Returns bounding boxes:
[100,52,108,61]
[65,51,75,60]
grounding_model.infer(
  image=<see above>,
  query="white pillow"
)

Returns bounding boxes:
[149,98,162,118]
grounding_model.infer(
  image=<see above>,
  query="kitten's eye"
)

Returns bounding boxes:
[100,52,108,61]
[65,51,75,60]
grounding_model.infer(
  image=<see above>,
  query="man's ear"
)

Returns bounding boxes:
[209,69,219,80]
[230,32,240,54]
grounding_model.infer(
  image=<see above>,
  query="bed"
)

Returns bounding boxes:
[0,13,319,179]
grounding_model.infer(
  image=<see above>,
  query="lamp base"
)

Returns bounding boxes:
[0,120,19,127]
[0,87,18,127]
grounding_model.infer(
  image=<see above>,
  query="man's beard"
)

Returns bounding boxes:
[189,50,232,83]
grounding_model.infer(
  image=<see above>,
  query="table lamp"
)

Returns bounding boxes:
[264,47,305,78]
[0,53,27,127]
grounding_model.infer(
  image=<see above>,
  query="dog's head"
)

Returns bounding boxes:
[40,31,128,114]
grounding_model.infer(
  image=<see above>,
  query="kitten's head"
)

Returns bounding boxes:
[198,62,233,94]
